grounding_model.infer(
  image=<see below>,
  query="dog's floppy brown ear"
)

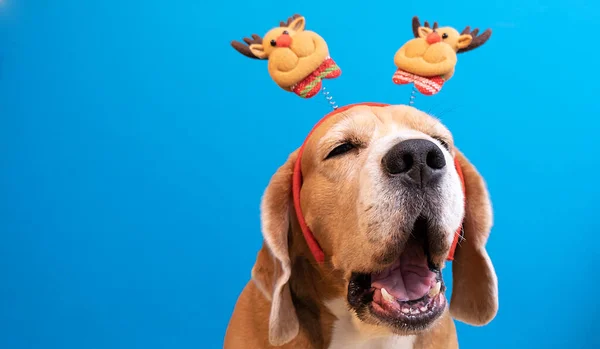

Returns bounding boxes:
[450,149,498,325]
[251,150,299,346]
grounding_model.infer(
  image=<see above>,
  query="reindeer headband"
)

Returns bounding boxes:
[230,14,490,264]
[231,14,492,108]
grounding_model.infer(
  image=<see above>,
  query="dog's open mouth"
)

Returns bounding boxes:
[347,217,446,330]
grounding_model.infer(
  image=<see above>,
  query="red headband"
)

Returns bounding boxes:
[292,102,466,264]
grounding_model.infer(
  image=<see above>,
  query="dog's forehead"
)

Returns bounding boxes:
[303,105,450,154]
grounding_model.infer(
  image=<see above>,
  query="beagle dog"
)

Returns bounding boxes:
[224,103,498,349]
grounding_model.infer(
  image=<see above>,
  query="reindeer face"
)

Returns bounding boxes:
[231,14,332,89]
[393,17,491,81]
[394,35,460,79]
[247,17,306,59]
[417,27,473,52]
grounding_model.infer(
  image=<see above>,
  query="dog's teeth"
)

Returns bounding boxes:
[428,281,442,297]
[410,308,420,315]
[420,306,427,312]
[402,307,410,314]
[381,288,395,303]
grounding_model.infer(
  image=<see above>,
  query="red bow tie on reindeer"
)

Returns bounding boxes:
[231,14,491,108]
[230,15,492,263]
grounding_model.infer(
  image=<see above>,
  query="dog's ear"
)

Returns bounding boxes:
[251,150,299,346]
[450,149,498,325]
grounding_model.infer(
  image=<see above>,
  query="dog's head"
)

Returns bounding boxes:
[252,104,497,345]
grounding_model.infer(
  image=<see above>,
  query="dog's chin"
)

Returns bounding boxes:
[347,217,447,333]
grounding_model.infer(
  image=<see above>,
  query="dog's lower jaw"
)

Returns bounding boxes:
[345,217,450,334]
[347,273,447,335]
[325,296,457,349]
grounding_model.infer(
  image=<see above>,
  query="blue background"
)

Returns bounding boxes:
[1,0,598,348]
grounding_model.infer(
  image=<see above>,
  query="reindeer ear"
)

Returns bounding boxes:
[287,16,306,31]
[449,149,498,326]
[418,26,433,38]
[249,43,268,59]
[457,34,473,49]
[251,151,299,346]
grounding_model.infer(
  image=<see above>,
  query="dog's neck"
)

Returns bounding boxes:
[285,216,343,348]
[287,214,345,298]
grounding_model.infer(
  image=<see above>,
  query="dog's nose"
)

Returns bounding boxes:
[382,139,446,187]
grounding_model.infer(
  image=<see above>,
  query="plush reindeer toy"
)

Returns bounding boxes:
[231,14,341,99]
[393,16,492,95]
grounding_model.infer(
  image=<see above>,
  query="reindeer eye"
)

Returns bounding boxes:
[270,39,276,47]
[442,33,448,39]
[282,30,289,35]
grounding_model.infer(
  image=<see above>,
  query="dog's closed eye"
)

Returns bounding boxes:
[432,137,450,150]
[325,142,356,160]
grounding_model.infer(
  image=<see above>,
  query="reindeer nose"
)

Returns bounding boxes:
[275,33,292,48]
[426,32,442,44]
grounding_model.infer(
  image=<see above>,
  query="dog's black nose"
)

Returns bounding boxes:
[382,139,446,187]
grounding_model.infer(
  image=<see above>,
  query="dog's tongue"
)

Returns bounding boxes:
[371,242,436,301]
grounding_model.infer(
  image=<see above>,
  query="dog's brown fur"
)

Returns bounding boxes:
[224,105,497,348]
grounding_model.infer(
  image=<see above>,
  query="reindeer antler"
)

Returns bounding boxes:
[231,34,264,59]
[280,14,302,27]
[458,26,492,53]
[231,14,305,59]
[412,16,438,38]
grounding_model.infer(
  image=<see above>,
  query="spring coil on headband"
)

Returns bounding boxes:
[321,86,338,110]
[408,86,418,106]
